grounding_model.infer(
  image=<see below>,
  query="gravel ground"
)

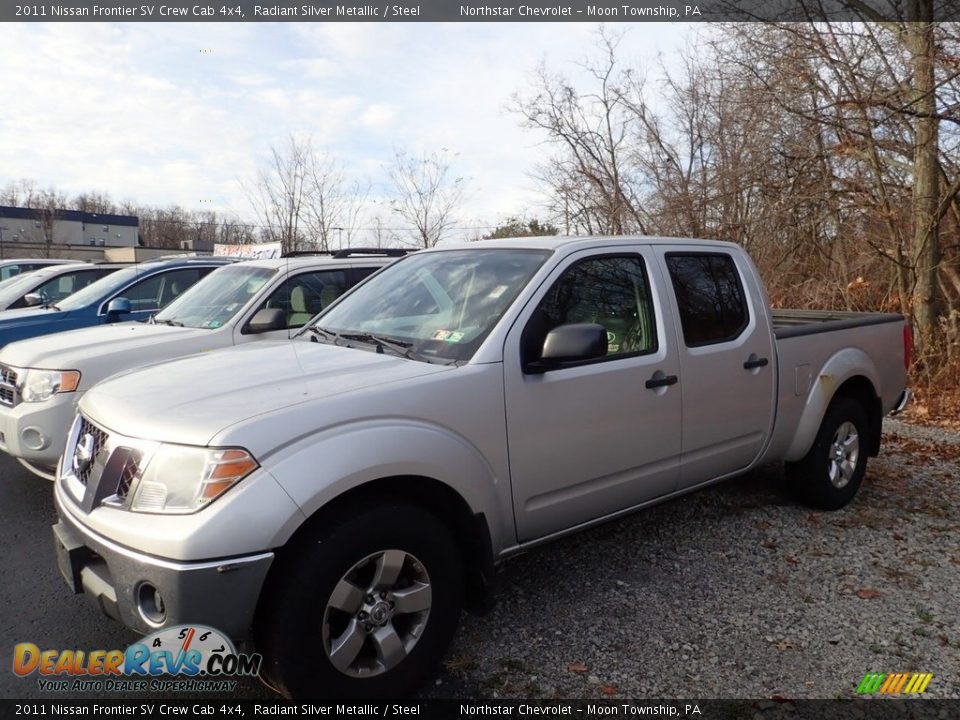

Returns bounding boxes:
[422,418,960,700]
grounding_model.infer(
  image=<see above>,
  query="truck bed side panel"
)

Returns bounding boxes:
[764,317,906,463]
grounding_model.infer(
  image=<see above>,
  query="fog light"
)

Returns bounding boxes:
[136,582,166,625]
[21,427,48,451]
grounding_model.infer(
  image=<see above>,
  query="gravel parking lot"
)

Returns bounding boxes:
[430,418,960,700]
[2,418,957,700]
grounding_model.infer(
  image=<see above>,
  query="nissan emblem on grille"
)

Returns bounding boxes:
[72,433,95,478]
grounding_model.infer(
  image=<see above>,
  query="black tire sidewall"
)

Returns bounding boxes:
[257,503,464,699]
[797,397,870,510]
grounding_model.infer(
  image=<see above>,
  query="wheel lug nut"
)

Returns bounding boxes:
[358,611,367,620]
[364,623,372,632]
[379,591,387,599]
[366,594,375,603]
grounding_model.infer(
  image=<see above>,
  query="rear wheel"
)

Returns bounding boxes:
[255,501,464,699]
[787,396,870,510]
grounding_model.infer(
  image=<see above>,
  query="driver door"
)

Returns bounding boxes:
[503,248,682,542]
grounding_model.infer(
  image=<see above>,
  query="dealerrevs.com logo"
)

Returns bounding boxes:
[13,625,262,693]
[856,672,934,695]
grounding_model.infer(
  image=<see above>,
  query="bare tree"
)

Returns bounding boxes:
[305,154,369,251]
[71,191,117,215]
[243,136,371,253]
[243,136,313,254]
[387,148,466,248]
[512,28,649,236]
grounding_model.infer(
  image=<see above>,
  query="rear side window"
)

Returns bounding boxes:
[665,253,748,346]
[123,268,201,312]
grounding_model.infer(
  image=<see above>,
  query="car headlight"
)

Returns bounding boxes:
[18,368,81,403]
[127,444,258,514]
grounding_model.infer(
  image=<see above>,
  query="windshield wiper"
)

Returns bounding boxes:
[338,332,429,362]
[309,328,449,364]
[308,326,346,345]
[154,318,184,327]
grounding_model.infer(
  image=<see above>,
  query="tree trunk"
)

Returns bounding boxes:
[907,0,942,352]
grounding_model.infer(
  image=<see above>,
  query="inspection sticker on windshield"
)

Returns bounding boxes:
[433,330,465,342]
[488,285,509,299]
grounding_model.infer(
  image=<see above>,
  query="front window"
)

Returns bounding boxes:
[311,249,550,363]
[155,265,277,329]
[56,265,149,311]
[0,269,50,306]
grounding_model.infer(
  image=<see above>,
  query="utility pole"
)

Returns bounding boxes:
[0,226,5,260]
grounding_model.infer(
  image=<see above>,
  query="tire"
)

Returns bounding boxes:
[255,501,464,699]
[787,396,870,511]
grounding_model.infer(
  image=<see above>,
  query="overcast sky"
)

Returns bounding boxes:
[0,22,691,232]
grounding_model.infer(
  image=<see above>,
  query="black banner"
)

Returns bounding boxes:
[3,0,959,23]
[1,700,959,720]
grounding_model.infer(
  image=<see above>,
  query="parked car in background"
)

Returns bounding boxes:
[0,262,127,311]
[0,258,78,282]
[50,236,909,698]
[0,249,403,479]
[0,256,232,350]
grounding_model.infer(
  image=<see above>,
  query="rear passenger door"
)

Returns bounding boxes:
[655,248,776,488]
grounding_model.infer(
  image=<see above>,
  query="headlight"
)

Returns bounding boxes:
[127,444,258,514]
[18,369,81,403]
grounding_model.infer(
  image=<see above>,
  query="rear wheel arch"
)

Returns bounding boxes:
[831,375,882,457]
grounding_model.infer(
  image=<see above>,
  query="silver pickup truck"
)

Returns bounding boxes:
[52,236,910,698]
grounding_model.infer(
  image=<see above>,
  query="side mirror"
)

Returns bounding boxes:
[526,323,608,374]
[246,308,286,334]
[105,297,131,316]
[23,293,43,307]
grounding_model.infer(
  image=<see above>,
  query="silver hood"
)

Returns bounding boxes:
[0,322,205,369]
[79,340,454,446]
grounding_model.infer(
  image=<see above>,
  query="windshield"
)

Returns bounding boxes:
[56,265,147,311]
[154,264,277,329]
[311,248,550,363]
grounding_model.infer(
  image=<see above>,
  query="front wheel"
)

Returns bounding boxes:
[787,396,870,511]
[255,501,464,699]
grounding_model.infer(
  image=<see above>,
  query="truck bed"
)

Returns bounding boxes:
[772,309,904,339]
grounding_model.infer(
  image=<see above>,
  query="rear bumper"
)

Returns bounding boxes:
[889,388,912,416]
[53,491,274,640]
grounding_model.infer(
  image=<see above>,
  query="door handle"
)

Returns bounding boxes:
[645,374,679,389]
[743,356,769,370]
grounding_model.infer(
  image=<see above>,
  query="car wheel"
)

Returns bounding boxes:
[787,396,870,511]
[255,501,464,699]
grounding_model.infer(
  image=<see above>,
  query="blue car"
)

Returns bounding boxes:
[0,256,233,349]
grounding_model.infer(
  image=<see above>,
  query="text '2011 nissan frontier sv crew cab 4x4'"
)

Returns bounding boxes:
[51,236,910,699]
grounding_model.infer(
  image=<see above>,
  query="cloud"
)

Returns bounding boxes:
[359,104,397,129]
[0,22,691,231]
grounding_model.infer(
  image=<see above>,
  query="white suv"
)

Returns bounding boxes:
[0,249,402,479]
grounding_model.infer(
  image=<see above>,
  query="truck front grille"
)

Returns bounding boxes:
[115,449,142,498]
[0,365,19,407]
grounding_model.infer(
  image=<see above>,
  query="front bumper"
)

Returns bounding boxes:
[53,491,274,640]
[0,394,75,471]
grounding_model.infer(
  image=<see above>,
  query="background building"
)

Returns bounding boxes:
[0,205,139,252]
